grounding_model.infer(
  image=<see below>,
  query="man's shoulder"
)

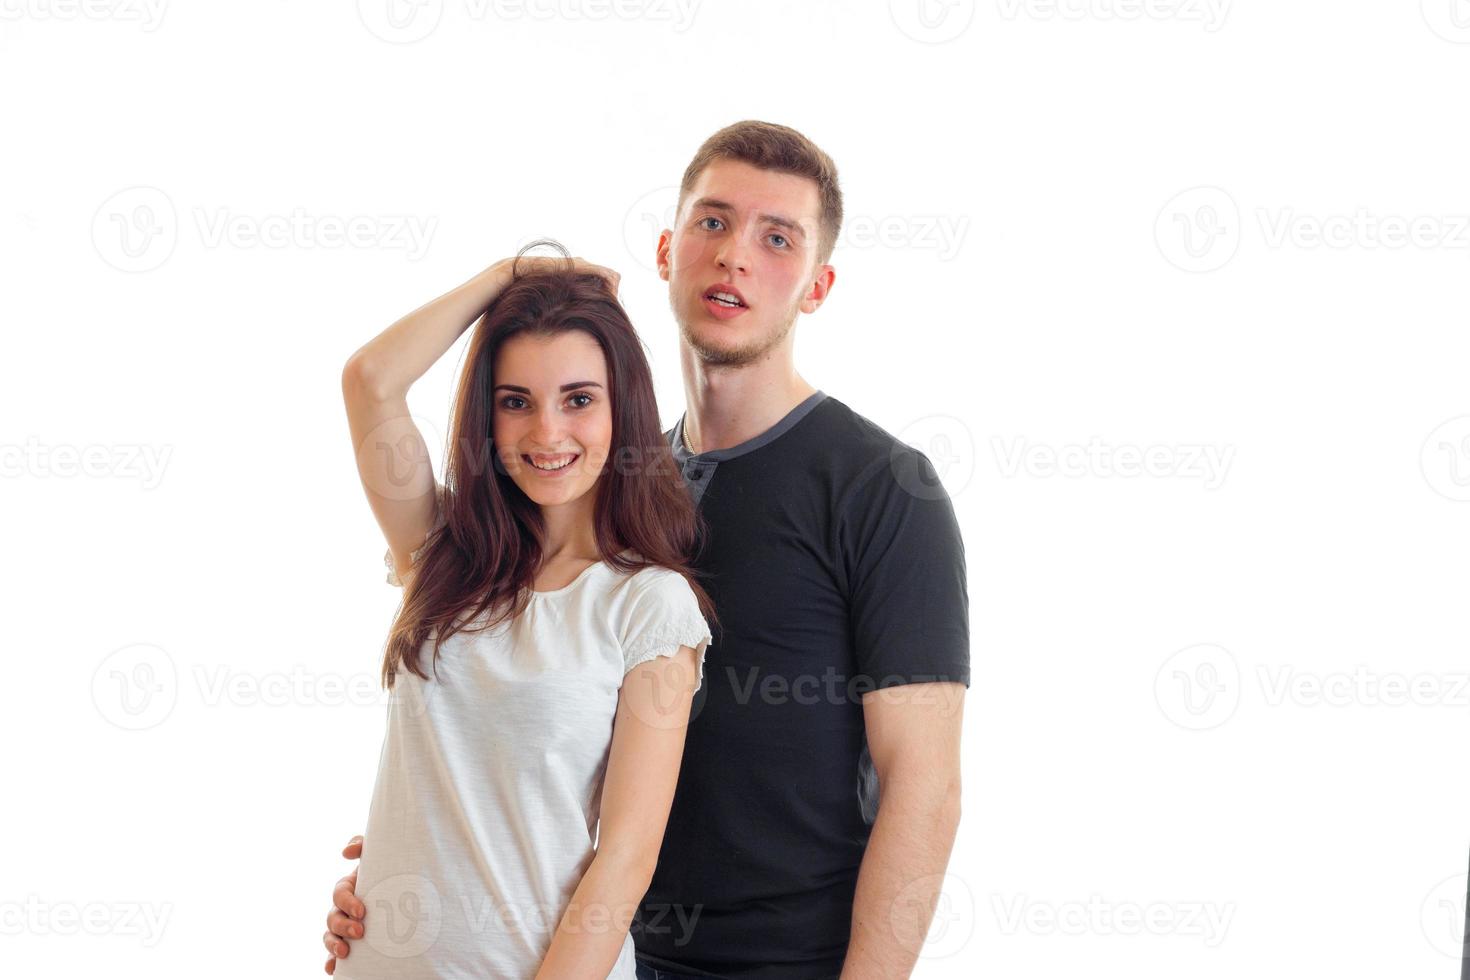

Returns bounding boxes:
[794,395,933,484]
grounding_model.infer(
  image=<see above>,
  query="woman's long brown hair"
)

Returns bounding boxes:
[382,247,716,686]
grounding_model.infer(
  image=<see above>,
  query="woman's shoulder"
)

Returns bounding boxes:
[600,555,692,601]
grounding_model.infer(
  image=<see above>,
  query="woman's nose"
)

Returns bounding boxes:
[529,407,565,446]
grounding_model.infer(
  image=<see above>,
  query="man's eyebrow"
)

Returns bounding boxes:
[689,197,808,239]
[492,382,604,394]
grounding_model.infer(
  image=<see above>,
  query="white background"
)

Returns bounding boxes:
[2,1,1468,977]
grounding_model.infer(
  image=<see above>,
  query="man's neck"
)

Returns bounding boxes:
[678,343,817,456]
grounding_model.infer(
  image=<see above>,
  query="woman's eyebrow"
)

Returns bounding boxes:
[493,382,604,393]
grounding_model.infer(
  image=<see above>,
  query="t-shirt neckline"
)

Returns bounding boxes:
[529,560,605,598]
[671,390,828,464]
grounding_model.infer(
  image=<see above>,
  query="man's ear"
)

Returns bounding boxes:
[799,264,836,315]
[656,229,673,282]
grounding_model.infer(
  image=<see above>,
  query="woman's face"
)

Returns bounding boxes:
[491,331,613,510]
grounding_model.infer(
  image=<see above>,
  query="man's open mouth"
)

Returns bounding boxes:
[703,287,747,309]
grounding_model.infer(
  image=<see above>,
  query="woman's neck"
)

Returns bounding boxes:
[537,494,600,562]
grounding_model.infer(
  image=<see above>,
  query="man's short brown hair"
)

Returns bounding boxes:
[678,120,843,267]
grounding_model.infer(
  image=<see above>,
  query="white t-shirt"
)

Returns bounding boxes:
[336,533,712,980]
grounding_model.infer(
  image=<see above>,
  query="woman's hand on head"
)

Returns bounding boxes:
[495,255,622,299]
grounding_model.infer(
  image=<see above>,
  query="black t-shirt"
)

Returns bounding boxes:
[631,391,971,979]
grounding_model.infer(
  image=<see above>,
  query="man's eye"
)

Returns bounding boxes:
[699,216,724,231]
[769,233,789,248]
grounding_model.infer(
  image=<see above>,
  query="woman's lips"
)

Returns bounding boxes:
[522,453,579,477]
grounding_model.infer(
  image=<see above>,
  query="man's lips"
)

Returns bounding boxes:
[701,285,749,320]
[703,284,748,308]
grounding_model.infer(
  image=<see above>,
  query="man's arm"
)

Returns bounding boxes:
[840,681,966,980]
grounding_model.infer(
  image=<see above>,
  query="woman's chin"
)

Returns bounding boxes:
[517,478,594,508]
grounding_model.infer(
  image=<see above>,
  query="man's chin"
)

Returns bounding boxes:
[681,321,789,369]
[680,319,749,361]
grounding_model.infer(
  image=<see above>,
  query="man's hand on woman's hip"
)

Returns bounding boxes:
[322,835,365,975]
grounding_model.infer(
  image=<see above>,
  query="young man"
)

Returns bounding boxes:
[324,121,970,979]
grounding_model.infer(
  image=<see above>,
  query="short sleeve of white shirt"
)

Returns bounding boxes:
[616,567,712,692]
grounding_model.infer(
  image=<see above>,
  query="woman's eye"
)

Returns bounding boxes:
[569,393,593,409]
[501,396,526,410]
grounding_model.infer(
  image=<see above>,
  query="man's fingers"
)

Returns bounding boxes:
[341,835,363,860]
[325,955,336,975]
[332,872,364,919]
[322,928,350,958]
[329,908,363,940]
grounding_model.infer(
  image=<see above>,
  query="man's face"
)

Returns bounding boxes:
[657,158,834,367]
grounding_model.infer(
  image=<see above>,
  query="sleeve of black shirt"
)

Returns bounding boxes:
[838,446,971,691]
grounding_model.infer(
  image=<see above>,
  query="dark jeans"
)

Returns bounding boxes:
[635,962,713,980]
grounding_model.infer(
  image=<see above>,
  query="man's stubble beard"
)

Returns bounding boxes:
[675,293,802,368]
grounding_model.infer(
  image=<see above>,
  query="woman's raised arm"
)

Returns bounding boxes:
[340,262,513,575]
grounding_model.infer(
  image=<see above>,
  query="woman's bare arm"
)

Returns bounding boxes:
[341,256,620,577]
[533,645,701,979]
[341,262,515,574]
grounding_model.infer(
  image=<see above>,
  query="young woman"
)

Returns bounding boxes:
[333,246,715,980]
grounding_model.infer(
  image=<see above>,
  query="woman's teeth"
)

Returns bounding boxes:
[526,454,577,471]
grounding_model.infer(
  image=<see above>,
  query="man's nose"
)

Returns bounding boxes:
[715,230,752,274]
